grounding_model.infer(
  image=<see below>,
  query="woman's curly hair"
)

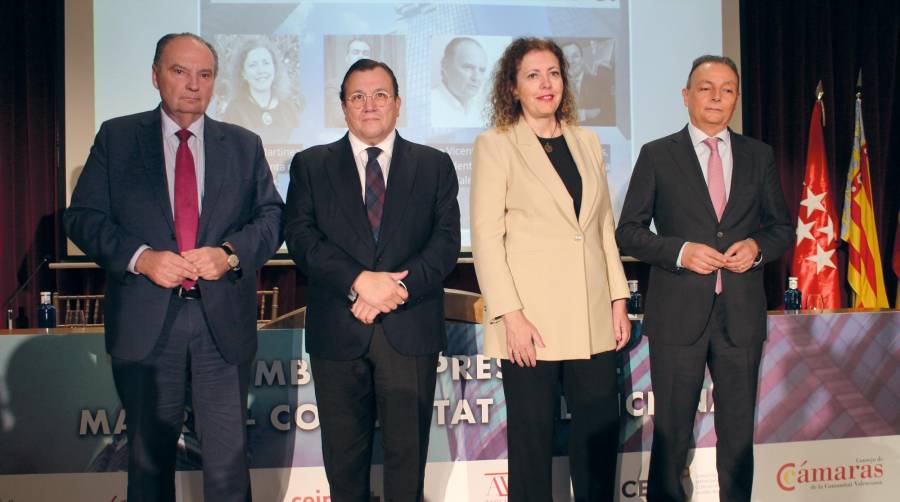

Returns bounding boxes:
[488,37,577,130]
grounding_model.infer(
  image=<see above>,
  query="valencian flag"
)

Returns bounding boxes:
[840,75,889,308]
[791,83,841,309]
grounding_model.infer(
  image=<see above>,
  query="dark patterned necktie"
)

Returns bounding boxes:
[365,146,386,241]
[174,129,198,289]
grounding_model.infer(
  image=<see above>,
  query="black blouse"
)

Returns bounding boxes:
[537,135,582,218]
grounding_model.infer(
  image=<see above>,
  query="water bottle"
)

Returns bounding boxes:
[784,277,802,314]
[37,291,57,328]
[627,280,643,315]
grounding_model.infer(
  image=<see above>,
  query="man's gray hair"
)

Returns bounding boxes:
[153,33,219,76]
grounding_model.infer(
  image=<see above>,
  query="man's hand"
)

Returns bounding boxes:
[502,309,546,367]
[681,242,726,275]
[135,249,199,288]
[181,247,231,281]
[350,298,381,324]
[724,239,760,273]
[352,270,409,313]
[612,299,631,351]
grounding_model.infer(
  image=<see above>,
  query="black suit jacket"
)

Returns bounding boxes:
[615,126,791,346]
[284,133,460,360]
[65,108,284,364]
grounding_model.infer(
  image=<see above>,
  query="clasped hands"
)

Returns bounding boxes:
[681,239,759,275]
[350,270,409,325]
[135,247,230,288]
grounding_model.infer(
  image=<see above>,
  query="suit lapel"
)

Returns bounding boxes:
[197,116,226,246]
[325,134,377,249]
[670,126,719,222]
[721,130,750,224]
[376,134,415,258]
[137,109,175,237]
[513,118,579,229]
[560,124,598,230]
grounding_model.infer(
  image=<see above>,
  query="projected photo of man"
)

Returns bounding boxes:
[325,36,407,128]
[562,39,616,126]
[431,36,489,128]
[221,36,301,143]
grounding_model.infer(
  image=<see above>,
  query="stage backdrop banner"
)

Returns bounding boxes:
[0,312,897,501]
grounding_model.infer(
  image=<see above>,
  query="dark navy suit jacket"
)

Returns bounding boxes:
[284,133,460,360]
[65,107,284,364]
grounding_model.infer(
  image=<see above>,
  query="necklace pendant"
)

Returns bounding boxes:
[543,142,553,153]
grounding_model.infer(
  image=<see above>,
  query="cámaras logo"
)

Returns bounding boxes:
[776,459,884,491]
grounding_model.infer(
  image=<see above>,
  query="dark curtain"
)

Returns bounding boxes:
[0,0,61,326]
[742,0,900,307]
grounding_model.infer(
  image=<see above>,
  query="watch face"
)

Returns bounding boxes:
[227,254,240,269]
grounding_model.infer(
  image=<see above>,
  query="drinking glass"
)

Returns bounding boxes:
[806,294,825,312]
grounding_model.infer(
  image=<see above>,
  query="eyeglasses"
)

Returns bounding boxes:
[345,91,393,109]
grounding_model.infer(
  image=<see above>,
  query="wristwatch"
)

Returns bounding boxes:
[221,243,240,271]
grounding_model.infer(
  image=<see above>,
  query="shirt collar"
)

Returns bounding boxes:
[348,129,396,160]
[161,108,204,141]
[688,122,730,148]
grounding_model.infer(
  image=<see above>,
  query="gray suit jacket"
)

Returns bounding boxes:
[616,126,792,346]
[65,107,284,364]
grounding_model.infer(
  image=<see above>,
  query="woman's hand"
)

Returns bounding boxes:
[612,299,631,351]
[502,309,546,367]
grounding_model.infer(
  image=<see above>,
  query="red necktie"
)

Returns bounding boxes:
[174,129,198,290]
[704,137,725,294]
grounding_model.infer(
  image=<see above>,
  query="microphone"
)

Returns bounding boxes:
[5,254,52,330]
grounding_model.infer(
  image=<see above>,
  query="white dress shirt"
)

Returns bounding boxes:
[675,123,762,268]
[676,123,732,268]
[127,109,206,273]
[430,83,484,128]
[347,129,395,200]
[345,129,406,299]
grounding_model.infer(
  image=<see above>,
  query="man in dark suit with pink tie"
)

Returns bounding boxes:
[616,55,792,502]
[65,33,283,501]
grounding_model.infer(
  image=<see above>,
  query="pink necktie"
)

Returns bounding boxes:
[174,129,199,290]
[704,137,725,294]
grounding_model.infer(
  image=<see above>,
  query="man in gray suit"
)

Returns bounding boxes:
[65,33,283,501]
[616,55,791,502]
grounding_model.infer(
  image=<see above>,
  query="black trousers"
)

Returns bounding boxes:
[647,293,763,502]
[501,350,620,502]
[111,296,252,502]
[310,325,439,502]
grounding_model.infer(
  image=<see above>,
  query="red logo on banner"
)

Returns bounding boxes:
[484,471,509,497]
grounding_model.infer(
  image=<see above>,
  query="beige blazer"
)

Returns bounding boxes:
[471,118,629,361]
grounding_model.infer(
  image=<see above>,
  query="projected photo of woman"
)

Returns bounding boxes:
[221,36,301,143]
[471,37,630,501]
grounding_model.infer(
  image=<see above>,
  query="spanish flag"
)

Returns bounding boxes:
[840,87,889,308]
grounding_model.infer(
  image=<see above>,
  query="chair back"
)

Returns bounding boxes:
[52,293,104,327]
[256,287,279,326]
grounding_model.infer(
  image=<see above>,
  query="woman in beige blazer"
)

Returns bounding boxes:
[471,37,630,501]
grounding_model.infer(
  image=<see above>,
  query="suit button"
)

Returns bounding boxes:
[716,231,724,238]
[574,235,583,241]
